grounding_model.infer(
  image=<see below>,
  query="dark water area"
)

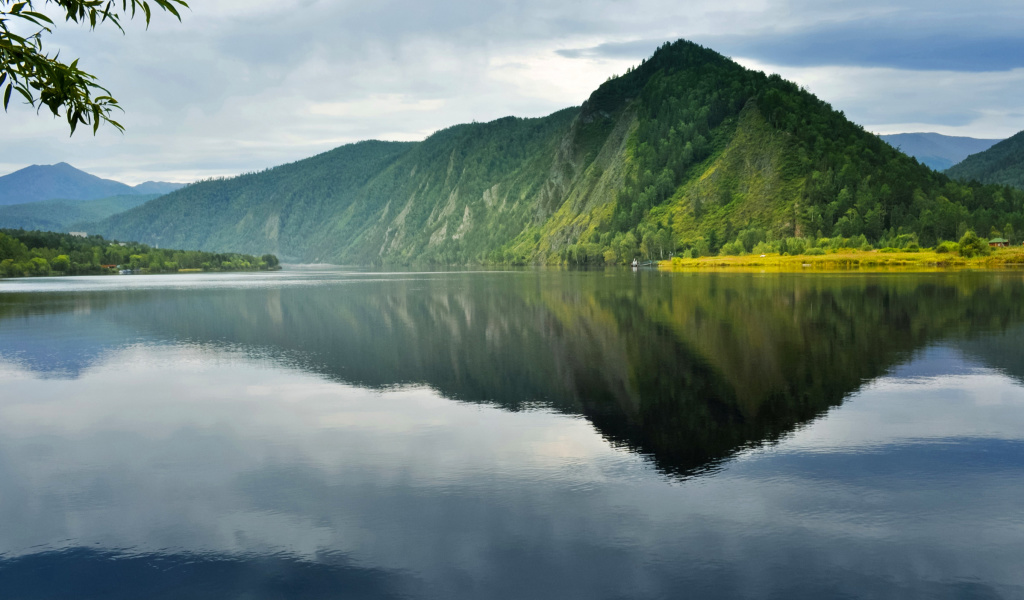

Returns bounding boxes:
[1,268,1023,599]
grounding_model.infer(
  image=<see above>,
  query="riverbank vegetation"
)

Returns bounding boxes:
[660,230,1024,271]
[0,229,279,278]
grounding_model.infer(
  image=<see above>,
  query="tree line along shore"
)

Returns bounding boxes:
[660,229,1024,270]
[0,229,280,278]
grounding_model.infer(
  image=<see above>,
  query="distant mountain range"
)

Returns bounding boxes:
[879,133,1003,171]
[131,181,187,195]
[946,130,1024,189]
[0,162,185,206]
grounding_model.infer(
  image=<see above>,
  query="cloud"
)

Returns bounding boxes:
[734,58,1024,138]
[704,29,1024,72]
[1,0,1022,182]
[556,39,665,60]
[555,2,1024,72]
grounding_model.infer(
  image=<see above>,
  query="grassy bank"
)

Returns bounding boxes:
[660,247,1024,272]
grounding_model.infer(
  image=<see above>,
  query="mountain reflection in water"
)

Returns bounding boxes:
[1,269,1023,599]
[3,270,1022,477]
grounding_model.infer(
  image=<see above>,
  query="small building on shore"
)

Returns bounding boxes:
[989,238,1009,247]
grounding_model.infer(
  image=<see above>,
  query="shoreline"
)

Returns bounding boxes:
[658,247,1024,272]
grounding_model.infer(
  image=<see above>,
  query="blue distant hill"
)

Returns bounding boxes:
[132,181,186,195]
[880,133,1003,171]
[0,162,185,205]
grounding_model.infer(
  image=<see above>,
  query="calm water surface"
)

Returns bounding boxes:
[1,268,1023,599]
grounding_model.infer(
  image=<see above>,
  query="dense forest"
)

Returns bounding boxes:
[947,130,1024,190]
[0,229,279,278]
[550,42,1024,264]
[90,40,1024,265]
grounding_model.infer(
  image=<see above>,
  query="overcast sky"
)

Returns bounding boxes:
[3,0,1024,184]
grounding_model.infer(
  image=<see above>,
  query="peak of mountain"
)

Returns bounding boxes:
[880,132,1003,171]
[132,181,187,195]
[93,39,1024,264]
[0,163,184,206]
[0,163,134,205]
[946,130,1024,189]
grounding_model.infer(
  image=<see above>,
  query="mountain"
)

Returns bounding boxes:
[0,162,184,206]
[94,39,1024,265]
[0,163,133,205]
[946,130,1024,189]
[0,194,159,232]
[879,132,1002,171]
[132,181,186,195]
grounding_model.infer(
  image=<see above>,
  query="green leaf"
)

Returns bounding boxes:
[23,11,55,25]
[14,85,33,104]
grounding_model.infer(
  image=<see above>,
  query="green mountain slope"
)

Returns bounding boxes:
[946,130,1024,190]
[0,194,158,232]
[98,112,582,263]
[94,140,418,260]
[94,40,1024,264]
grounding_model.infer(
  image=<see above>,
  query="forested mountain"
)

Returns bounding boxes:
[879,133,1002,171]
[946,130,1024,190]
[0,163,184,205]
[94,40,1024,265]
[0,194,157,232]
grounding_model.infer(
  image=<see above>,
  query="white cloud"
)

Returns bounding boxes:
[1,0,1023,183]
[735,58,1024,138]
[488,48,637,105]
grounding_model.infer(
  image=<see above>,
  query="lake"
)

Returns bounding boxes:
[1,268,1023,599]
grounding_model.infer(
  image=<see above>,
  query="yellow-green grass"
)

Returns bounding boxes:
[660,247,1024,272]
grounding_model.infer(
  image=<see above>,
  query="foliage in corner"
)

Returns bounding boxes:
[0,0,187,134]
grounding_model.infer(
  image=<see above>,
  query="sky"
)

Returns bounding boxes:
[2,0,1024,184]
